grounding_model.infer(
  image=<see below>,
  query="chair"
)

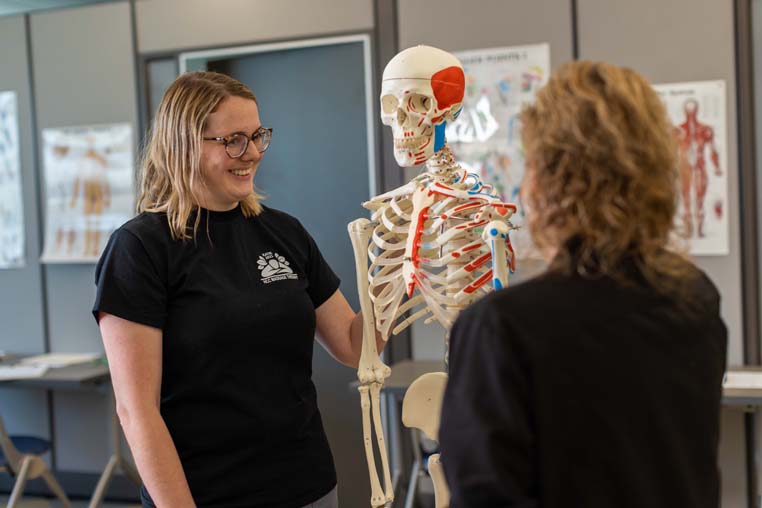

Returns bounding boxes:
[0,415,70,508]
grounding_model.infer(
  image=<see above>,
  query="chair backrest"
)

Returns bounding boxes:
[0,414,23,473]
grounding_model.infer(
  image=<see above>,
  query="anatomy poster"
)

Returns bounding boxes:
[41,123,133,263]
[0,91,24,269]
[654,80,728,256]
[446,43,550,259]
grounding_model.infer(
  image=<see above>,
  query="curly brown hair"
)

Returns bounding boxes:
[520,60,693,297]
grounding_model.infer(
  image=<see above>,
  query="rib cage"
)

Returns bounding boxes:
[365,170,507,341]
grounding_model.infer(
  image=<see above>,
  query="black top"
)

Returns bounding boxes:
[93,205,340,508]
[439,260,727,508]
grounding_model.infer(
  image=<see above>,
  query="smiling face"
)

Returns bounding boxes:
[196,95,263,211]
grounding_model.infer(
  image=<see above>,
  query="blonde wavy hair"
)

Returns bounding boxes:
[138,71,263,241]
[521,60,692,297]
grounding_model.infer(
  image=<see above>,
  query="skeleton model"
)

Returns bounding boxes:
[348,46,517,508]
[676,99,722,238]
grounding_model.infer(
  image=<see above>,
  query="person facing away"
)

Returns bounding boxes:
[93,71,383,508]
[439,61,727,508]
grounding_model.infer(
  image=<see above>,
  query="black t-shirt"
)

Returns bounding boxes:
[93,204,340,508]
[440,261,727,508]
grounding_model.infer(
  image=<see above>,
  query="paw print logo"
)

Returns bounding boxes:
[256,256,268,270]
[275,254,289,268]
[257,252,295,279]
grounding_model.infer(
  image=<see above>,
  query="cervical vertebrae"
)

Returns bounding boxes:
[348,45,517,508]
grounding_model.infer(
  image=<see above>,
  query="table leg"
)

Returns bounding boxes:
[745,408,759,508]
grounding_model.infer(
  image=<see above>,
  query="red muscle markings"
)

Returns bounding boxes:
[407,273,417,298]
[407,203,431,298]
[453,202,483,214]
[494,204,517,215]
[463,270,493,294]
[431,66,465,110]
[506,238,516,272]
[464,252,491,272]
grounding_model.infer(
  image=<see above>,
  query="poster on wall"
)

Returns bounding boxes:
[0,91,25,269]
[447,43,551,259]
[653,80,728,256]
[41,123,134,263]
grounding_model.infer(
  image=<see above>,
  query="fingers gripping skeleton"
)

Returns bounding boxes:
[348,46,517,508]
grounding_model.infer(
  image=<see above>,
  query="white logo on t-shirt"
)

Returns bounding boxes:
[257,252,298,284]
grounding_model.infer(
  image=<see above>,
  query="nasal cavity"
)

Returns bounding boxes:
[396,109,407,126]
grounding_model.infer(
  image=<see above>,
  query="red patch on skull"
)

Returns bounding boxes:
[431,66,465,110]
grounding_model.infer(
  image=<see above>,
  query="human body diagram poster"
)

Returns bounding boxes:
[41,123,133,263]
[446,43,550,259]
[0,91,25,269]
[654,80,728,256]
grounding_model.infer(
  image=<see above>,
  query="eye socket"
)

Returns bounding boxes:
[381,95,399,115]
[408,93,433,113]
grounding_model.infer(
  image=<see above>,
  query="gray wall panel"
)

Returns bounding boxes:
[577,0,744,505]
[398,0,574,68]
[52,390,112,472]
[0,16,46,354]
[30,0,138,472]
[395,0,573,359]
[0,15,49,441]
[135,0,374,54]
[577,0,743,364]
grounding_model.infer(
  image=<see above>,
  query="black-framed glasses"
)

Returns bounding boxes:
[203,127,273,158]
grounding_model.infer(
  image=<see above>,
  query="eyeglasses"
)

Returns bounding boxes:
[203,127,273,158]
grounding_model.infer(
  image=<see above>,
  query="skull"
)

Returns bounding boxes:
[380,45,465,167]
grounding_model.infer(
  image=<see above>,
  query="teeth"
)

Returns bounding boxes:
[394,137,427,149]
[230,169,250,176]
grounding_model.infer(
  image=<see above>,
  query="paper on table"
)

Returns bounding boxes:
[723,371,762,389]
[18,353,102,368]
[0,364,48,380]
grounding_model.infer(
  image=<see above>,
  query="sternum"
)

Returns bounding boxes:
[403,186,436,296]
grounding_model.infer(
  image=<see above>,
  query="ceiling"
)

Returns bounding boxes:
[0,0,117,17]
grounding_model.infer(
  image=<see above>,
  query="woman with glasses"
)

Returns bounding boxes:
[92,71,374,508]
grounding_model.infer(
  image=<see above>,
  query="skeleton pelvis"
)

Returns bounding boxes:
[401,371,448,442]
